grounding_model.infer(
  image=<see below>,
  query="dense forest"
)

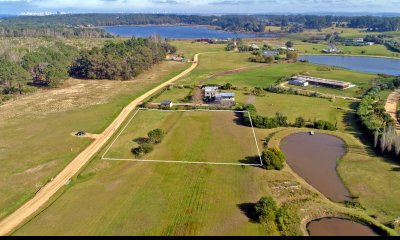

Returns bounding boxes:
[0,37,175,104]
[70,37,176,80]
[0,25,112,38]
[0,41,78,96]
[259,15,400,31]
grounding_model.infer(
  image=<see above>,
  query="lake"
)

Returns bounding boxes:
[300,55,400,76]
[280,132,350,202]
[103,25,273,39]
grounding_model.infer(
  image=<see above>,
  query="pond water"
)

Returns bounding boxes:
[280,132,350,202]
[299,55,400,76]
[307,218,379,236]
[104,25,274,39]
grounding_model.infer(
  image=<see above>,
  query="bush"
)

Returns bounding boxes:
[314,120,337,131]
[132,143,154,157]
[294,117,306,128]
[262,148,286,170]
[148,129,165,144]
[255,196,278,223]
[276,205,301,235]
[222,83,233,90]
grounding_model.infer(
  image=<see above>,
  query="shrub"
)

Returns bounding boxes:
[294,117,306,128]
[255,196,278,223]
[262,148,286,170]
[254,196,280,235]
[276,205,301,236]
[148,129,165,144]
[131,143,154,157]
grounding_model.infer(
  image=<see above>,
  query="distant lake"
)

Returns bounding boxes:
[300,55,400,76]
[104,25,273,39]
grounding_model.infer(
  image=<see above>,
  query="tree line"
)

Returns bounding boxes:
[258,15,400,32]
[0,25,112,38]
[240,104,337,131]
[357,76,400,159]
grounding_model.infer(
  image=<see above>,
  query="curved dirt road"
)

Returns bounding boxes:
[0,54,200,236]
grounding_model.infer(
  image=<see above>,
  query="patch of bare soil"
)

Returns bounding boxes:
[191,86,204,104]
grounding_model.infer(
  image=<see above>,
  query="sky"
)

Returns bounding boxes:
[0,0,400,15]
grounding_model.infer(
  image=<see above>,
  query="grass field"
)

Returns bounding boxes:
[208,62,376,98]
[151,87,192,103]
[176,52,258,85]
[104,110,260,165]
[170,40,225,59]
[0,61,190,221]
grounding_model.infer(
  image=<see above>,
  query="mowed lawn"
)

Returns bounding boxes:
[0,61,190,220]
[208,62,377,98]
[104,110,260,164]
[151,87,192,103]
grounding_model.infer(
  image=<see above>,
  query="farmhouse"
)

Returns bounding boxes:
[289,75,353,89]
[203,86,219,98]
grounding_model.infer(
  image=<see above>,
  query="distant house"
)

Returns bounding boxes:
[262,51,279,57]
[249,43,260,51]
[280,46,295,51]
[203,86,219,98]
[160,101,173,108]
[322,45,340,54]
[216,93,235,104]
[355,38,364,42]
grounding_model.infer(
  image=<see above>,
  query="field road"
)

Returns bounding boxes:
[0,54,200,236]
[385,89,400,132]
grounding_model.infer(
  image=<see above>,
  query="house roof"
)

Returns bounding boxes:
[219,93,235,98]
[204,86,219,92]
[160,101,172,105]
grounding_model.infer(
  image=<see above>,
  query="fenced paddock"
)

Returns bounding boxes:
[102,108,262,166]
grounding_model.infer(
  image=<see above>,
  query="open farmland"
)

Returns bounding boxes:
[103,110,261,165]
[0,61,190,220]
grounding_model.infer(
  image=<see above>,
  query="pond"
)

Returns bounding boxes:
[103,25,274,39]
[307,218,379,236]
[299,55,400,76]
[280,132,350,202]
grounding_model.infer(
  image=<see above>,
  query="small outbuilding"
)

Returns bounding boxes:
[160,101,173,108]
[216,92,235,103]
